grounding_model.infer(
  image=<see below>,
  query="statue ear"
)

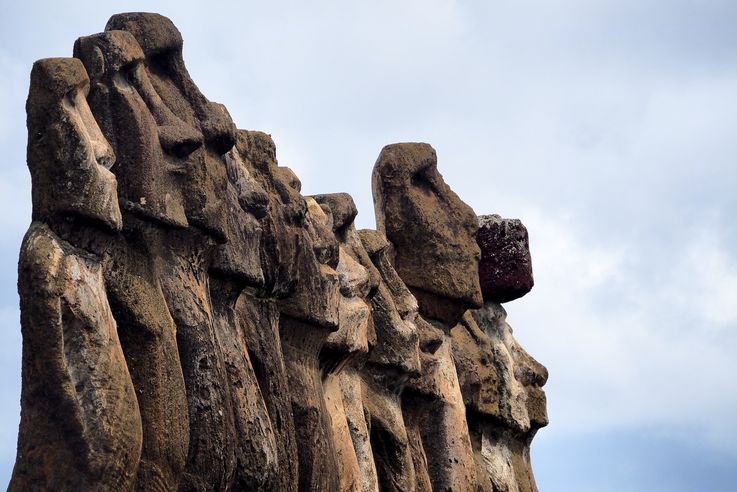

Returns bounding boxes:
[74,36,101,78]
[85,45,106,78]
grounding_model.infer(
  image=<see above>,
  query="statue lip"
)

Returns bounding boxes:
[165,162,188,175]
[473,411,536,439]
[467,382,549,439]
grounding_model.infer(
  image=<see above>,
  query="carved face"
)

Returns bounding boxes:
[26,58,121,232]
[372,143,482,326]
[209,145,269,286]
[358,229,422,387]
[453,214,547,436]
[315,194,374,371]
[234,130,308,296]
[454,304,548,436]
[75,30,198,229]
[104,12,234,241]
[277,197,340,328]
[320,244,372,372]
[233,133,344,325]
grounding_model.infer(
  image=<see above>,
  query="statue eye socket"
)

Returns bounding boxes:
[113,61,142,92]
[62,88,85,113]
[64,90,77,108]
[411,168,437,194]
[150,50,176,76]
[125,63,140,85]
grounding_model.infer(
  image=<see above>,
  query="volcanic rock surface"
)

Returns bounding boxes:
[12,12,548,492]
[477,214,535,303]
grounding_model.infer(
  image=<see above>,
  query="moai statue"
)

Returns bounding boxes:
[233,129,302,491]
[11,58,141,490]
[452,215,548,492]
[104,12,233,239]
[356,229,424,492]
[98,12,258,490]
[231,129,343,491]
[313,193,379,492]
[208,142,280,490]
[372,142,481,490]
[15,12,553,491]
[74,30,192,490]
[278,192,342,491]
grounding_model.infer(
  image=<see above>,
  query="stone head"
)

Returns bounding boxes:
[234,129,308,297]
[452,216,547,436]
[372,143,482,326]
[313,194,374,374]
[312,193,358,241]
[209,144,269,288]
[277,195,340,329]
[75,30,199,229]
[460,304,548,435]
[357,229,422,388]
[27,57,121,232]
[103,12,234,241]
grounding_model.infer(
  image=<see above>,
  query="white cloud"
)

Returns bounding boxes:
[673,229,737,329]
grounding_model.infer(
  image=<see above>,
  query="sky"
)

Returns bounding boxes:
[1,1,736,490]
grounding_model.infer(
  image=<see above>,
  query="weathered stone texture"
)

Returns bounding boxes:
[13,13,548,492]
[477,214,534,303]
[372,142,482,326]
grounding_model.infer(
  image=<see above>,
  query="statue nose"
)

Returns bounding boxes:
[200,102,236,155]
[238,183,269,219]
[416,316,443,355]
[126,61,205,160]
[515,355,548,388]
[158,125,203,158]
